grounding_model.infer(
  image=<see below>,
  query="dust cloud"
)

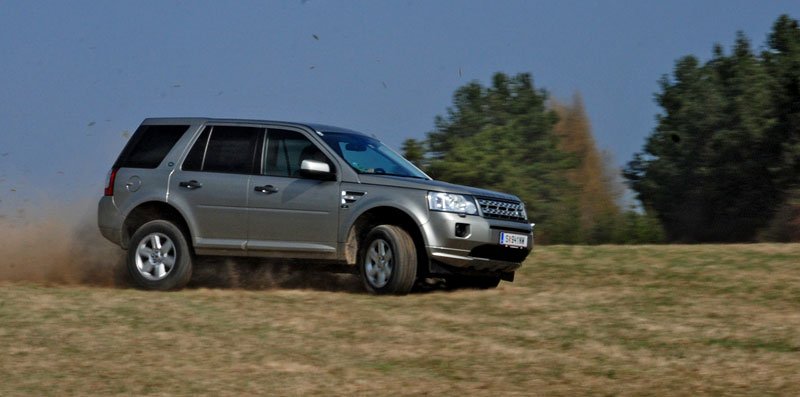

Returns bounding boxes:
[0,201,125,286]
[0,199,361,291]
[190,258,362,292]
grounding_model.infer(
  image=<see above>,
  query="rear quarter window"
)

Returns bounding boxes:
[113,124,190,169]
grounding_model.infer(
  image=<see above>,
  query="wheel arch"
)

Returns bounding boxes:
[344,206,429,275]
[122,201,193,251]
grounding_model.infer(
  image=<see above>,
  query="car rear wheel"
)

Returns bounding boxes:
[127,220,193,291]
[359,225,417,294]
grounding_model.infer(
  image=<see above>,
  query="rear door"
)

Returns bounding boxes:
[246,127,340,258]
[168,125,262,252]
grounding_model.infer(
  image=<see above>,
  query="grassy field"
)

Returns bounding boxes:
[1,244,799,396]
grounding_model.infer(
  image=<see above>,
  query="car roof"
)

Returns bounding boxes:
[141,117,369,136]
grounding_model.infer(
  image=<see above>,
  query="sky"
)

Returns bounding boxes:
[1,0,799,213]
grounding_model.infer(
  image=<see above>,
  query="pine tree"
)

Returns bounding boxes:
[552,94,622,241]
[626,29,782,241]
[424,72,575,243]
[400,138,426,169]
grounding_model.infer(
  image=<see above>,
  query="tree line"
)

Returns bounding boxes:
[625,14,800,242]
[402,73,663,244]
[403,14,800,243]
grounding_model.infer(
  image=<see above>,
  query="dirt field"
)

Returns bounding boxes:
[1,244,799,396]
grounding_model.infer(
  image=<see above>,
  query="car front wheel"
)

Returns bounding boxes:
[358,225,417,294]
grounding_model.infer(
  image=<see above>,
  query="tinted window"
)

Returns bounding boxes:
[182,126,211,171]
[114,124,189,168]
[264,129,330,177]
[182,125,261,174]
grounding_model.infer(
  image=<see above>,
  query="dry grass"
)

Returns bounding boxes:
[1,244,799,396]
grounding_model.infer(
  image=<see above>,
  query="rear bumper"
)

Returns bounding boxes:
[97,196,123,246]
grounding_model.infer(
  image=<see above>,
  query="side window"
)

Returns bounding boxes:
[264,129,330,177]
[114,124,189,169]
[182,125,261,174]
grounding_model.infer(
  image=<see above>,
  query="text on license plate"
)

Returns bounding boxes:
[499,232,528,248]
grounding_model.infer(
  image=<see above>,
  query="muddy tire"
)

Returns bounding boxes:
[358,225,417,294]
[127,220,193,291]
[446,275,501,290]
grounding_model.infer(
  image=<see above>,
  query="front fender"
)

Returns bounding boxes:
[338,183,430,243]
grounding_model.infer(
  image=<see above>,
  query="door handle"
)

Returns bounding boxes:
[254,185,279,194]
[179,180,203,189]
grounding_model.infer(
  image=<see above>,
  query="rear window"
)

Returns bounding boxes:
[113,124,190,169]
[182,125,262,174]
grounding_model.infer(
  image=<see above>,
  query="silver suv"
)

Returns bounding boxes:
[98,118,534,293]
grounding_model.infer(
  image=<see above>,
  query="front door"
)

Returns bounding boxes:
[246,128,340,258]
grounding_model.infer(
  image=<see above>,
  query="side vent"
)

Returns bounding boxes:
[341,191,366,207]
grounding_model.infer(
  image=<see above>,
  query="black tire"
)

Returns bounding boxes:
[358,225,417,294]
[446,275,502,290]
[127,220,193,291]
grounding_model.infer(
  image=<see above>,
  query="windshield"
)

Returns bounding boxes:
[320,132,429,179]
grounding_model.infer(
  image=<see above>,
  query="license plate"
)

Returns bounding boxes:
[499,232,528,248]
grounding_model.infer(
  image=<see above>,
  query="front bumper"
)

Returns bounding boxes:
[422,211,533,274]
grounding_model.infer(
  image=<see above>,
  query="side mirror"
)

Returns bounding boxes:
[300,159,335,180]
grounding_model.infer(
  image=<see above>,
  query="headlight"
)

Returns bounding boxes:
[427,192,478,215]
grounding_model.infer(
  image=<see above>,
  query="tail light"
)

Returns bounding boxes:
[104,168,118,196]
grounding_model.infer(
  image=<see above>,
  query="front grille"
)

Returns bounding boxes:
[477,198,527,222]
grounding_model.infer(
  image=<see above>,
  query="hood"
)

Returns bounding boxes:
[356,174,521,202]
